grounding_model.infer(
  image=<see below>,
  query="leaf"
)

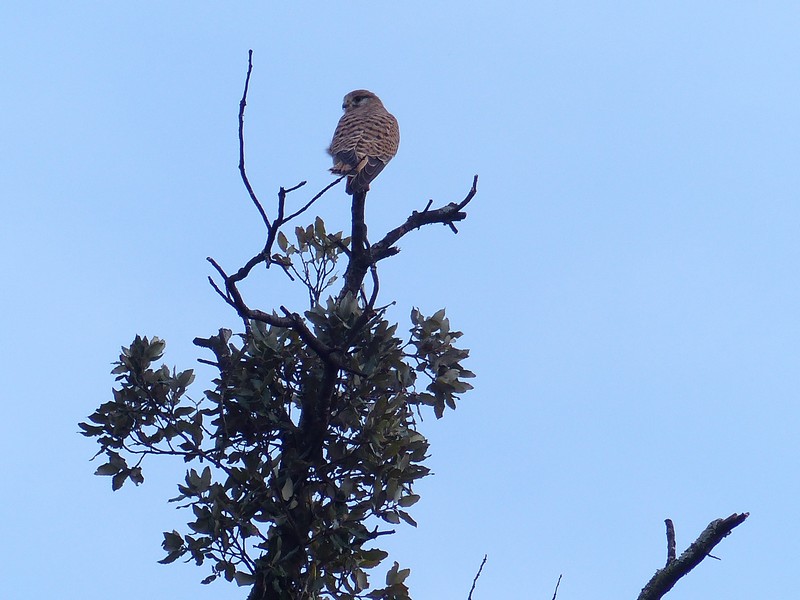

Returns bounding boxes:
[385,562,399,586]
[177,369,195,388]
[200,466,212,490]
[304,310,328,328]
[434,400,445,419]
[281,478,294,501]
[395,566,411,584]
[314,216,327,237]
[173,406,194,418]
[78,422,104,436]
[397,510,418,527]
[234,571,256,586]
[382,512,400,524]
[161,530,184,551]
[398,494,420,508]
[94,462,121,476]
[295,225,308,247]
[187,469,200,488]
[384,561,410,586]
[129,467,144,485]
[277,231,289,252]
[111,470,128,491]
[360,548,389,568]
[158,550,183,565]
[355,568,368,591]
[386,478,399,502]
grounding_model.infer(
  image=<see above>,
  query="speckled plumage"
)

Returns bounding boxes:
[328,90,399,195]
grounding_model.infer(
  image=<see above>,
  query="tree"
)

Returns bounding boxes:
[80,52,747,600]
[80,51,477,600]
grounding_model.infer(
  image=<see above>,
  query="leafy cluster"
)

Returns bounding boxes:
[80,220,473,600]
[273,217,347,307]
[79,336,197,490]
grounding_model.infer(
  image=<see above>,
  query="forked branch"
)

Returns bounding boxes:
[637,513,749,600]
[205,50,478,394]
[372,174,478,262]
[229,49,341,286]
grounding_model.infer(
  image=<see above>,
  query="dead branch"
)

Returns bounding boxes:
[467,555,487,600]
[284,176,346,222]
[238,49,269,229]
[637,513,749,600]
[229,50,341,286]
[372,175,479,263]
[665,519,676,565]
[551,574,562,600]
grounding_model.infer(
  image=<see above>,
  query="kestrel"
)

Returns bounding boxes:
[328,90,399,195]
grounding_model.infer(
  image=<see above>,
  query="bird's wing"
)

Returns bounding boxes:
[346,157,388,194]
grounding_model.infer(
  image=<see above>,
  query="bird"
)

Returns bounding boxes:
[328,90,399,195]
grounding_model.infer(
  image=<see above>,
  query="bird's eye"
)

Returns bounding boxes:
[354,95,367,104]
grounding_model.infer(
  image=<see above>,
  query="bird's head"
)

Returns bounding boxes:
[342,90,382,112]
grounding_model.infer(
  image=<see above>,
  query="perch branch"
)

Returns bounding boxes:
[637,513,749,600]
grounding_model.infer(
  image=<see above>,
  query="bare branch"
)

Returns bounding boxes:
[229,251,270,283]
[638,513,749,600]
[207,275,233,306]
[467,554,487,600]
[551,574,563,600]
[283,181,308,194]
[229,52,341,285]
[284,176,345,223]
[665,519,676,565]
[372,175,478,263]
[220,178,343,286]
[278,305,338,361]
[238,49,270,229]
[207,257,291,328]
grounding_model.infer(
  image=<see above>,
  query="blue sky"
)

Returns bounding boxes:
[2,2,799,598]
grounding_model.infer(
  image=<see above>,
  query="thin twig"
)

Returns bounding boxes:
[284,176,344,222]
[467,555,487,600]
[207,276,232,306]
[238,50,270,229]
[224,177,345,282]
[551,574,563,600]
[283,181,307,194]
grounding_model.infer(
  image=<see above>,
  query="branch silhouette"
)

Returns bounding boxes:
[637,513,749,600]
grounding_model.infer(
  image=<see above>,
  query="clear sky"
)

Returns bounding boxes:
[2,2,799,599]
